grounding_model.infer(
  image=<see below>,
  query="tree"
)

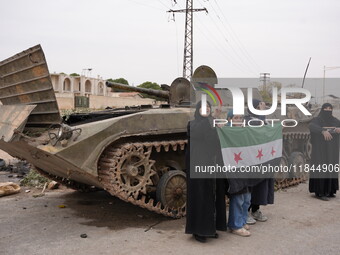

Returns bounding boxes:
[137,82,164,101]
[108,78,129,85]
[138,81,161,90]
[258,81,282,103]
[107,78,130,92]
[70,73,80,77]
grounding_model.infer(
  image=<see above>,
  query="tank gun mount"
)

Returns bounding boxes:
[106,77,194,107]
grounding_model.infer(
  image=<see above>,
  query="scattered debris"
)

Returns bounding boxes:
[41,182,48,194]
[144,220,163,232]
[0,159,5,170]
[25,190,31,193]
[80,234,87,238]
[20,170,50,188]
[47,181,59,190]
[58,205,66,208]
[0,182,21,197]
[32,193,45,198]
[2,159,31,176]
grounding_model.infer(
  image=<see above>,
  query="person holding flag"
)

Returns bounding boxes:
[225,110,252,237]
[185,101,227,243]
[244,99,275,224]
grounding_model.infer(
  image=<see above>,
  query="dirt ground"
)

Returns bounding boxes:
[0,150,13,164]
[0,178,339,255]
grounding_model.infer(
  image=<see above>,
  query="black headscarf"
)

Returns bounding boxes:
[194,100,212,120]
[319,103,334,126]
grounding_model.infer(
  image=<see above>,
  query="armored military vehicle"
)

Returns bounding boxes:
[0,45,317,218]
[0,45,200,218]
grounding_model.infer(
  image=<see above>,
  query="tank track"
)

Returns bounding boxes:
[36,131,310,216]
[98,140,187,218]
[282,131,310,141]
[275,177,307,190]
[34,167,97,192]
[275,131,311,189]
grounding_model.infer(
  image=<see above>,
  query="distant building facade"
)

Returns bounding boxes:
[50,73,157,109]
[51,73,108,97]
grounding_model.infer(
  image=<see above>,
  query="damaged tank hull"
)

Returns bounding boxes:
[0,45,193,217]
[0,45,318,217]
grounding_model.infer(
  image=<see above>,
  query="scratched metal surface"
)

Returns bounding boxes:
[0,45,61,127]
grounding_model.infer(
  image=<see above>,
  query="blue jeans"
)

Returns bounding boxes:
[228,192,251,230]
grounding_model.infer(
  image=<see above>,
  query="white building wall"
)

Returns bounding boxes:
[50,73,161,110]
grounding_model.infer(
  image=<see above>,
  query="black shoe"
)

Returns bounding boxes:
[327,193,336,198]
[317,196,329,201]
[209,233,219,239]
[193,234,207,243]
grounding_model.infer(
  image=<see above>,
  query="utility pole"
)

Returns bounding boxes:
[168,0,207,79]
[323,66,340,103]
[260,73,270,101]
[260,73,270,92]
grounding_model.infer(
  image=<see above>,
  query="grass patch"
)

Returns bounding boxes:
[20,169,50,188]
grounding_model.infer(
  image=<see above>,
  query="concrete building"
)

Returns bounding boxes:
[50,73,157,109]
[51,73,108,97]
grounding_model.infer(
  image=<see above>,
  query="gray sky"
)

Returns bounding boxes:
[1,0,339,91]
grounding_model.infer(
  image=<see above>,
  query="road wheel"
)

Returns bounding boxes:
[156,170,186,210]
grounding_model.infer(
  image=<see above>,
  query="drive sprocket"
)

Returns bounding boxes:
[99,143,156,199]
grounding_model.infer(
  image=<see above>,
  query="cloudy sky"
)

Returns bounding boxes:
[1,0,339,92]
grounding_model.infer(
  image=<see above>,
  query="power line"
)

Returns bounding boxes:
[198,0,260,74]
[126,0,165,11]
[192,0,259,75]
[166,0,258,76]
[211,0,263,71]
[194,16,257,75]
[157,0,171,9]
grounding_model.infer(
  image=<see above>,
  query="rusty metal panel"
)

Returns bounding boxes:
[0,45,61,127]
[0,105,36,142]
[0,140,101,187]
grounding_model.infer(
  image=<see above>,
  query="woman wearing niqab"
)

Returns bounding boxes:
[309,103,340,200]
[185,101,227,242]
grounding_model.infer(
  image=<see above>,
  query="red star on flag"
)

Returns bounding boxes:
[271,147,276,156]
[234,152,242,164]
[256,149,263,160]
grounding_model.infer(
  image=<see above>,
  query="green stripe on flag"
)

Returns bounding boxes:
[217,123,282,148]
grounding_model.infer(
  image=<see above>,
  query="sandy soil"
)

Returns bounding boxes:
[0,150,13,164]
[0,181,339,255]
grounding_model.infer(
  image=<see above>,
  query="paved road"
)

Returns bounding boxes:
[0,181,339,255]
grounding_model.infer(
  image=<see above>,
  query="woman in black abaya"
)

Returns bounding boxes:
[185,101,227,243]
[309,103,340,200]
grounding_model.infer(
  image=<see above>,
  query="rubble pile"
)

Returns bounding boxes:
[0,158,31,176]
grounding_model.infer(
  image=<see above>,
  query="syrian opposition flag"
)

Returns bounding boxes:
[217,124,282,169]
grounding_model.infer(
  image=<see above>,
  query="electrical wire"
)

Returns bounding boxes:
[126,0,165,11]
[171,0,256,75]
[196,0,259,75]
[211,0,263,71]
[194,16,257,76]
